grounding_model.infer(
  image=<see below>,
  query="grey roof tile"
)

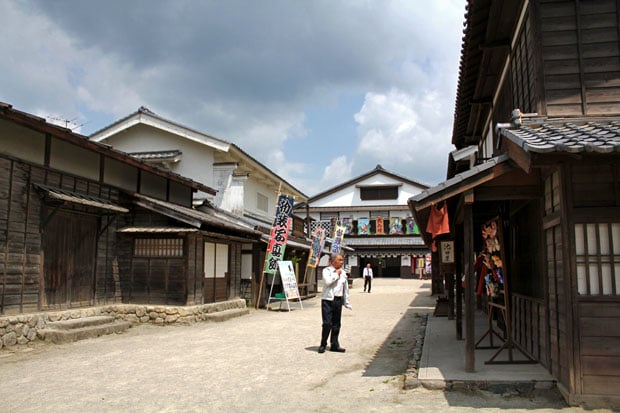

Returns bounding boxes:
[501,120,620,154]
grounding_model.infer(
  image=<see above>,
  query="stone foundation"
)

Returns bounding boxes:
[0,299,246,350]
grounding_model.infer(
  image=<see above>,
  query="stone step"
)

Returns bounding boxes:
[204,308,250,322]
[44,315,118,330]
[39,318,132,344]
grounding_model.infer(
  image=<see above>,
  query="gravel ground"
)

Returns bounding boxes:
[0,278,607,412]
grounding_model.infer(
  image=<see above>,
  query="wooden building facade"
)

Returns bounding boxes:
[0,102,263,316]
[409,0,620,408]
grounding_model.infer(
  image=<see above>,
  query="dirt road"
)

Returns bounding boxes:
[0,279,593,412]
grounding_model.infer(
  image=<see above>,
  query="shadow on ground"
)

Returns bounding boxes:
[362,305,426,377]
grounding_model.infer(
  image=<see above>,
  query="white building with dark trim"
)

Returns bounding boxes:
[296,165,430,278]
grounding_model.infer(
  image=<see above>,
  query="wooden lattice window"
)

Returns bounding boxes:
[575,223,620,296]
[134,238,183,257]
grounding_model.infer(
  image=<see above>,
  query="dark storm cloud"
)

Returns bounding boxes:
[31,0,395,103]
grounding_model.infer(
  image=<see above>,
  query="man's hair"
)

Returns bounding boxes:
[330,253,344,261]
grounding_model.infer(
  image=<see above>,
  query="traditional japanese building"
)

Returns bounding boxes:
[408,0,620,408]
[297,165,430,278]
[89,107,312,306]
[0,102,264,318]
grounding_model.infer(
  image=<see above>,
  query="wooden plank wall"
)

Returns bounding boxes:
[186,233,203,305]
[578,302,620,395]
[538,0,620,116]
[0,157,41,314]
[0,154,126,314]
[546,223,571,387]
[118,208,188,305]
[511,8,539,114]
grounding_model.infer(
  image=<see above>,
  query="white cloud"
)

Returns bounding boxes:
[354,90,454,185]
[0,0,465,196]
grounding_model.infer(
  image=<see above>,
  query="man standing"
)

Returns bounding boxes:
[363,263,373,293]
[319,253,351,353]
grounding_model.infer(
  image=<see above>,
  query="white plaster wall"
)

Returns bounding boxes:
[311,173,426,208]
[101,124,216,188]
[244,177,276,220]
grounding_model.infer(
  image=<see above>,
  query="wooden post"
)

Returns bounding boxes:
[463,191,475,372]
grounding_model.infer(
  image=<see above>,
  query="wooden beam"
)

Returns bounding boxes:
[470,97,493,105]
[501,136,532,173]
[479,39,511,50]
[475,185,541,201]
[464,201,475,372]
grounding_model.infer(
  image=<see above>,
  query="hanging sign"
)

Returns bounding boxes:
[440,240,455,264]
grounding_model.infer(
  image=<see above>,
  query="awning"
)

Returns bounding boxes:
[353,249,428,258]
[133,193,263,238]
[33,183,129,213]
[117,227,199,233]
[344,236,425,247]
[407,154,514,245]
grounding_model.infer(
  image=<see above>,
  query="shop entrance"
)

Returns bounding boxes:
[359,256,400,278]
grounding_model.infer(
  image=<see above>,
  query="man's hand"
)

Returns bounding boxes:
[344,303,352,310]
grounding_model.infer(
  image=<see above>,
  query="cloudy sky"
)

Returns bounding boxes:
[1,0,465,196]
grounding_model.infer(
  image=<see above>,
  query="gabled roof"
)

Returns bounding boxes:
[90,106,230,152]
[307,164,429,203]
[0,102,216,195]
[90,106,307,200]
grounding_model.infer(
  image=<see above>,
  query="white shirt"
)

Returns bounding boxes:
[321,265,350,304]
[363,267,373,278]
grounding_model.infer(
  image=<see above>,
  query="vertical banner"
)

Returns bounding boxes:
[307,227,326,268]
[263,195,294,274]
[376,217,385,234]
[331,223,346,253]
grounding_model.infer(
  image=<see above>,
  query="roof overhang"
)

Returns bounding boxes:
[408,155,515,246]
[34,183,129,213]
[132,193,263,238]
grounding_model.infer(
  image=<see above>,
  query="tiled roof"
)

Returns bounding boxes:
[500,120,620,154]
[129,150,182,160]
[409,154,510,203]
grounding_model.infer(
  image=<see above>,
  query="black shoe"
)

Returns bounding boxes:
[329,346,346,353]
[318,346,326,353]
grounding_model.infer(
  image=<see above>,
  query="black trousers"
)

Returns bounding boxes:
[321,297,343,347]
[364,276,372,292]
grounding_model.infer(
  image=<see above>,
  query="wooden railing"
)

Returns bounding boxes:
[511,293,547,366]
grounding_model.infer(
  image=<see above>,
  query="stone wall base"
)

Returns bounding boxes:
[0,299,247,350]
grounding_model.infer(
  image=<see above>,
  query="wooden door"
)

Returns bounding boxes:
[43,210,97,308]
[203,242,229,303]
